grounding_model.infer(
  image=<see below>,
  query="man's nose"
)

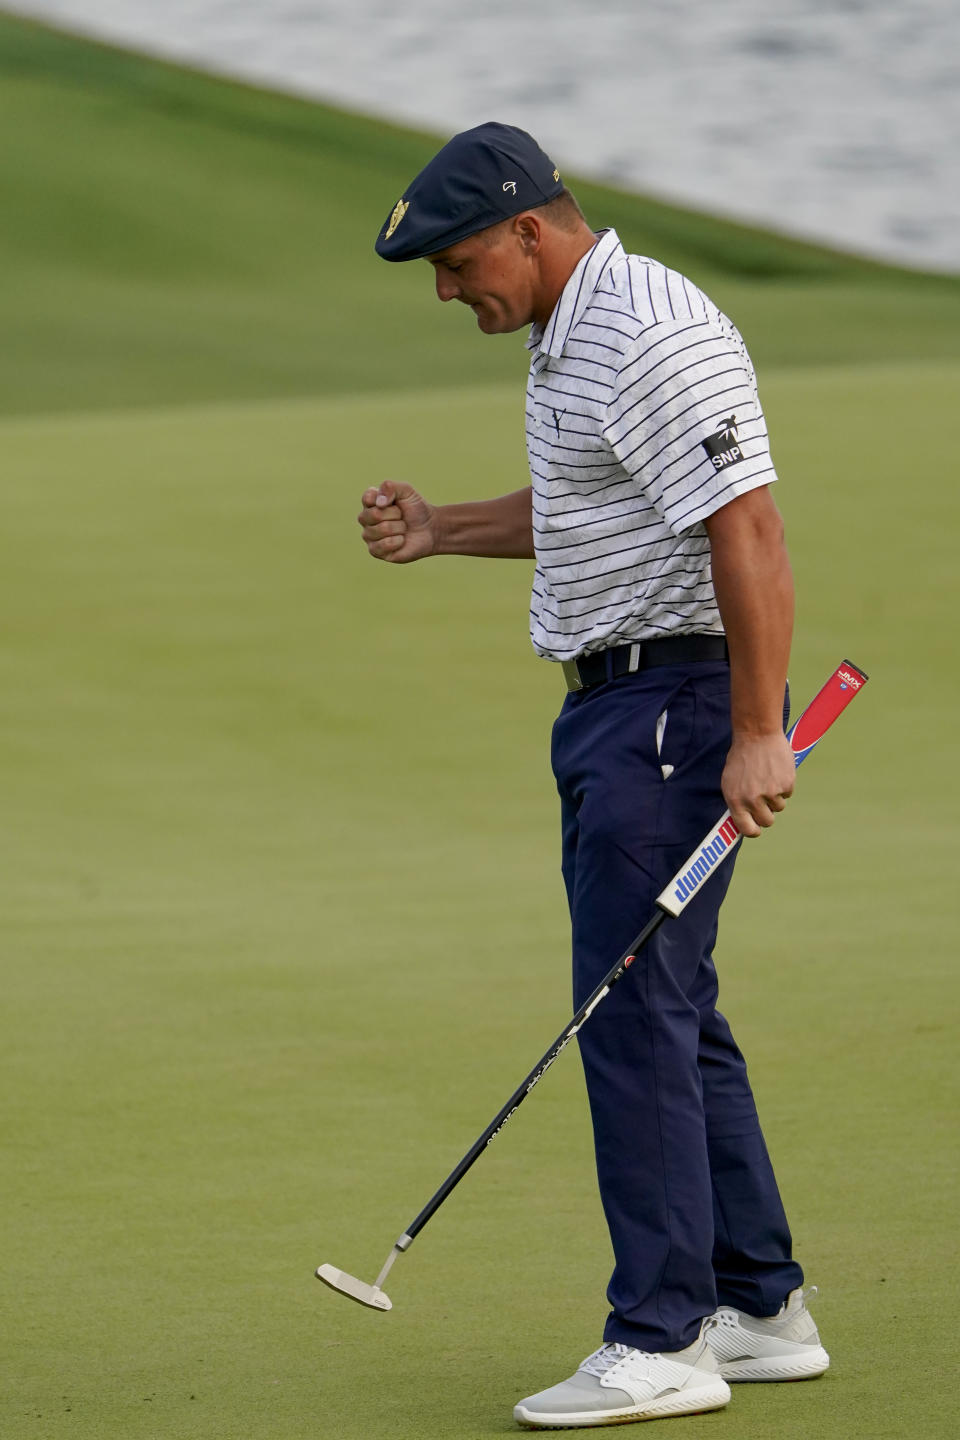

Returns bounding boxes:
[435,268,461,303]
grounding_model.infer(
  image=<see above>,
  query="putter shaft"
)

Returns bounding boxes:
[317,661,869,1309]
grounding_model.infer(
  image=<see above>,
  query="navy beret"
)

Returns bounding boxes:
[375,122,564,262]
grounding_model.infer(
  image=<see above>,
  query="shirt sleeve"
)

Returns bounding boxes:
[602,316,778,534]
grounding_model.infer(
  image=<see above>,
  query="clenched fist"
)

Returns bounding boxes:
[357,480,437,563]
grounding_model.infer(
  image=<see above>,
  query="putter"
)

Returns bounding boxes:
[317,659,868,1311]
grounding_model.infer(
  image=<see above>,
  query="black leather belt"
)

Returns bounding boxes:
[560,635,728,692]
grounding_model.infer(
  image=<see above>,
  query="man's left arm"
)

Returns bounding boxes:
[704,486,796,839]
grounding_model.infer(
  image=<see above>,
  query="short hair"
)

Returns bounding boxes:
[477,187,587,245]
[535,187,587,231]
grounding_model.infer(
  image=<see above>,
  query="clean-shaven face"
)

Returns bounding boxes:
[427,226,536,334]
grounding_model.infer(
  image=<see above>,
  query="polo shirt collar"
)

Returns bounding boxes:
[527,228,624,363]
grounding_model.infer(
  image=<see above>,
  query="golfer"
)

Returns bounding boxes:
[359,123,829,1429]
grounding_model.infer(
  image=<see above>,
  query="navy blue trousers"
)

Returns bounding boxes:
[551,660,803,1352]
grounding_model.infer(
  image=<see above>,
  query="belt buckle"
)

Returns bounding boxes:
[561,659,584,692]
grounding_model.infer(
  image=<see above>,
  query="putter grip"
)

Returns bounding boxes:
[655,660,868,918]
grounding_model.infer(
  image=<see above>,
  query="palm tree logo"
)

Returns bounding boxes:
[716,415,738,443]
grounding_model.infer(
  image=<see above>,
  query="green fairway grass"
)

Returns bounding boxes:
[2,370,956,1440]
[1,12,957,1440]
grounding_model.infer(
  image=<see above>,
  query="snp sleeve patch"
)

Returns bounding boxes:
[702,415,747,472]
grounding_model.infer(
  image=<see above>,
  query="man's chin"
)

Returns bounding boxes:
[474,307,521,335]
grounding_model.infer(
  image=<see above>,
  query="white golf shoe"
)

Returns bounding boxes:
[705,1285,830,1382]
[513,1327,731,1429]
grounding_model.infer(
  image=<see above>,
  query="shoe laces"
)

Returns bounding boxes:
[580,1342,639,1379]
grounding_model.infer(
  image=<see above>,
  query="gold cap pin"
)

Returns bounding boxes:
[385,199,409,240]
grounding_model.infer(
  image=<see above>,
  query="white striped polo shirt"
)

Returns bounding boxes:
[525,228,778,661]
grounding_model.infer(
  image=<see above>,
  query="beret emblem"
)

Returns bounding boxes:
[385,199,409,240]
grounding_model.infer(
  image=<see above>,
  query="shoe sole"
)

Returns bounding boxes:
[513,1379,731,1428]
[719,1347,830,1383]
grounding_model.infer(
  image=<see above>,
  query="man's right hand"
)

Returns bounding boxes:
[358,481,437,563]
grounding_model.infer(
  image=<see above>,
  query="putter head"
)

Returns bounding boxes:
[316,1263,392,1312]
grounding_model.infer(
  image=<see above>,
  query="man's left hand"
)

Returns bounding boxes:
[721,732,795,838]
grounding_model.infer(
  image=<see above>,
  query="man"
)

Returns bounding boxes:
[360,123,829,1429]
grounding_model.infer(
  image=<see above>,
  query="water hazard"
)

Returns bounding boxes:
[7,0,959,271]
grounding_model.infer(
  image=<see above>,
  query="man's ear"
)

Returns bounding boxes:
[514,212,543,255]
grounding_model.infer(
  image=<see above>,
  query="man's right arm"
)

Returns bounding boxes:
[358,481,535,562]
